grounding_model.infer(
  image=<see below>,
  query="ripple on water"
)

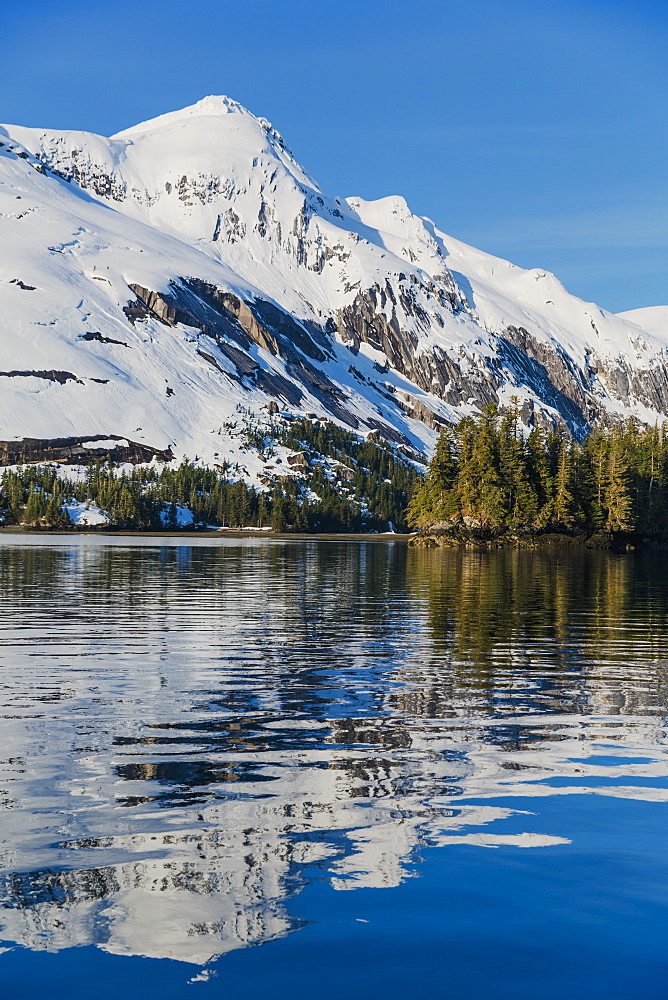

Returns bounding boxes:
[0,538,667,994]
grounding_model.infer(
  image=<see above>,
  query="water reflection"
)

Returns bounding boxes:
[0,538,666,965]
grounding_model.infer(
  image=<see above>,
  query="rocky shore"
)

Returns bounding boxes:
[408,522,662,552]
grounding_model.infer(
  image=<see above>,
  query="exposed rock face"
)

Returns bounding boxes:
[0,370,82,384]
[496,327,593,436]
[80,332,129,347]
[124,280,348,415]
[128,279,329,365]
[336,285,499,410]
[0,436,172,467]
[128,284,181,326]
[133,267,610,441]
[42,147,128,202]
[390,390,449,430]
[593,353,668,413]
[286,451,311,469]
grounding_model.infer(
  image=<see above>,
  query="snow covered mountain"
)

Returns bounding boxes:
[1,95,667,473]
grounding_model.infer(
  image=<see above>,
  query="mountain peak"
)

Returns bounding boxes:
[111,95,256,139]
[105,94,315,194]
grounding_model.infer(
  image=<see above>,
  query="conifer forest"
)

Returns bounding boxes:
[4,405,668,540]
[0,416,421,533]
[408,404,668,538]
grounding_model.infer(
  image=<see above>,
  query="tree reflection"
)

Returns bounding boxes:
[0,538,666,965]
[401,546,668,719]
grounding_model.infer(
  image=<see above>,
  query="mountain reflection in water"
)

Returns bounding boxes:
[0,537,667,968]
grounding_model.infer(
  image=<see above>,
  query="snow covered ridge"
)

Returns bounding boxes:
[0,96,667,477]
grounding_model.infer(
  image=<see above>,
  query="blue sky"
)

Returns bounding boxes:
[3,0,666,312]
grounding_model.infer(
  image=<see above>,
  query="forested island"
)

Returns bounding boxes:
[408,404,668,548]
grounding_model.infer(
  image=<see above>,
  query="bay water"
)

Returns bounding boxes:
[0,535,667,998]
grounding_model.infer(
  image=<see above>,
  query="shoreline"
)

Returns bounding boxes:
[409,526,666,551]
[0,525,411,542]
[2,524,666,550]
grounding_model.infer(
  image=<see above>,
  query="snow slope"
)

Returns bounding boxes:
[1,96,667,473]
[617,306,668,344]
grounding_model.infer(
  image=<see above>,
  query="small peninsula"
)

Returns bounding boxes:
[408,403,668,550]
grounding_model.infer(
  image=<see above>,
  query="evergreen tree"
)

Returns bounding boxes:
[552,438,575,525]
[525,426,553,524]
[271,495,287,532]
[498,409,538,525]
[407,427,457,526]
[604,437,633,531]
[465,405,506,526]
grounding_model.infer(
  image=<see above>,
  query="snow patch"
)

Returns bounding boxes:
[159,504,194,527]
[62,501,109,526]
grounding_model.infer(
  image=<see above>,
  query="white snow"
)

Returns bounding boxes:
[80,439,128,450]
[617,306,668,343]
[62,501,109,525]
[0,95,666,481]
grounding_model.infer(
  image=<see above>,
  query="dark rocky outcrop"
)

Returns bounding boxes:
[196,349,237,380]
[45,149,128,202]
[122,279,364,418]
[0,369,82,384]
[127,284,182,326]
[125,279,329,367]
[254,369,303,406]
[495,326,668,435]
[250,297,331,362]
[336,283,500,410]
[390,389,449,430]
[365,418,412,447]
[496,328,591,436]
[286,451,312,469]
[119,267,668,449]
[80,331,129,347]
[336,285,668,440]
[0,435,173,466]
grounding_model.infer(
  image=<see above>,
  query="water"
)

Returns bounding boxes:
[0,535,667,999]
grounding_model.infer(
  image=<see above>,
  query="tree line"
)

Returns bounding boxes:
[408,404,668,535]
[0,416,422,532]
